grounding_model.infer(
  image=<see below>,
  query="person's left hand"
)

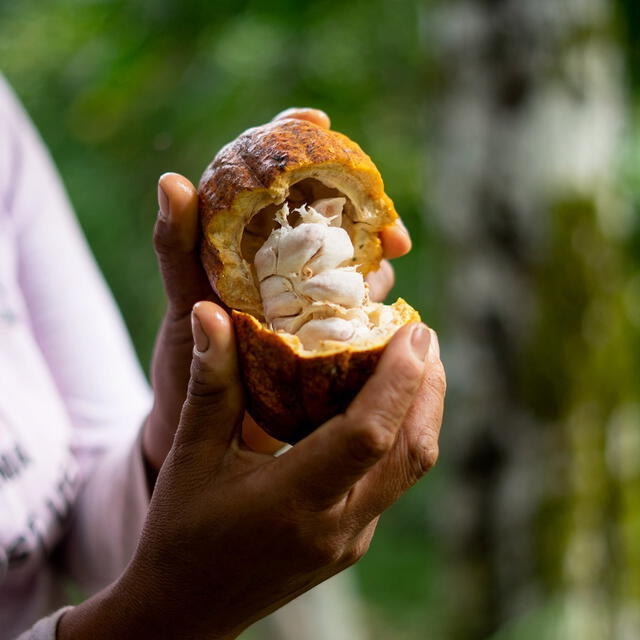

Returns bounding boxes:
[143,108,413,471]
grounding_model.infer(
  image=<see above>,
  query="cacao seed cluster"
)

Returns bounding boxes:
[254,198,373,349]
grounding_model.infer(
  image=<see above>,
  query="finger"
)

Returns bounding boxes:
[273,107,331,130]
[366,260,395,302]
[242,414,285,455]
[343,518,379,567]
[154,172,214,318]
[173,302,243,452]
[381,219,412,259]
[347,330,445,526]
[274,323,430,509]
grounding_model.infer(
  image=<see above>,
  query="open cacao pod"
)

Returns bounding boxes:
[198,117,420,443]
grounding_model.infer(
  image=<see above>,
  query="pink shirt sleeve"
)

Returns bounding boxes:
[0,74,153,635]
[14,607,72,640]
[1,76,370,640]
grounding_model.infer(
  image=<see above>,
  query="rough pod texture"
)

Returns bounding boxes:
[199,118,421,443]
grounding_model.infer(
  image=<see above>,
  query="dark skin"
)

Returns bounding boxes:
[58,109,444,639]
[143,108,413,461]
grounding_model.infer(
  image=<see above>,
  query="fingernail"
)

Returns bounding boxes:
[411,324,430,361]
[427,329,440,363]
[157,177,170,222]
[191,311,209,352]
[395,218,409,236]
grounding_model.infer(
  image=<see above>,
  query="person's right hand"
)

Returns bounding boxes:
[59,301,445,639]
[144,107,412,464]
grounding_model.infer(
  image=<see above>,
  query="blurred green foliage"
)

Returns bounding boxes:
[0,0,440,637]
[6,1,640,637]
[0,0,435,365]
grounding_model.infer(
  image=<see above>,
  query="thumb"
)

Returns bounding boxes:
[173,301,244,452]
[154,172,214,317]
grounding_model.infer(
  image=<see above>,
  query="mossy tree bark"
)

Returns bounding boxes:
[425,0,640,636]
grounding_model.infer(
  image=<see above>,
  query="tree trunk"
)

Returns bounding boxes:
[426,0,638,636]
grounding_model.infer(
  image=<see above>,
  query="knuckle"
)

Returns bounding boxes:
[347,425,395,465]
[307,529,344,567]
[407,436,439,483]
[311,538,343,566]
[424,444,440,470]
[275,504,346,568]
[339,522,377,570]
[347,536,371,566]
[186,360,225,401]
[428,365,447,397]
[342,537,371,568]
[278,499,348,569]
[187,376,215,400]
[417,440,439,474]
[162,305,193,330]
[188,362,209,393]
[189,353,211,380]
[153,220,176,255]
[284,521,343,567]
[340,546,361,569]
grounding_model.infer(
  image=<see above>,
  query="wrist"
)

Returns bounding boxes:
[105,558,240,640]
[57,579,146,640]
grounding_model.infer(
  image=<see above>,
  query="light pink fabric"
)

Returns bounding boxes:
[14,608,72,640]
[0,76,152,638]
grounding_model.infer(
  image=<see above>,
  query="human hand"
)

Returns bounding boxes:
[60,300,444,639]
[143,107,414,468]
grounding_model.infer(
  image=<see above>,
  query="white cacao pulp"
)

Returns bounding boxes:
[254,198,376,350]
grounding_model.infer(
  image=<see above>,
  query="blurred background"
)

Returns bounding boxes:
[2,0,640,638]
